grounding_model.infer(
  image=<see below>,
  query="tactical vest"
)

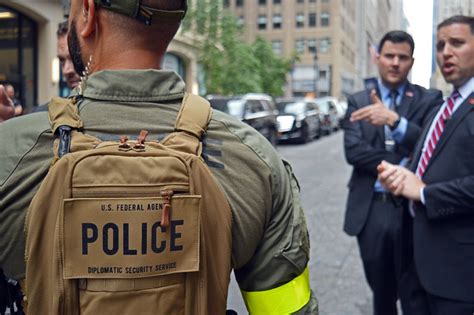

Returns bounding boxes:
[24,94,232,314]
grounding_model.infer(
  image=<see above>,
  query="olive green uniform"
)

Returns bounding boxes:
[0,70,317,313]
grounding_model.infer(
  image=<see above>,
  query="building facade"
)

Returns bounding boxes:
[224,0,405,99]
[0,0,201,112]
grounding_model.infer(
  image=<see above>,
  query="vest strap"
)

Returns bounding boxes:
[48,97,83,134]
[241,267,311,314]
[174,93,211,140]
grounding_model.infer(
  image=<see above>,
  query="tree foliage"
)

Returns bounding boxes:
[182,1,294,97]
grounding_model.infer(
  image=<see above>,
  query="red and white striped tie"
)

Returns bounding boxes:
[416,90,460,178]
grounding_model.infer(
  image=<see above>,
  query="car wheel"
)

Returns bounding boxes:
[268,130,278,147]
[299,126,310,144]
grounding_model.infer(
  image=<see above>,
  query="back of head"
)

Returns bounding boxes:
[378,30,415,56]
[97,0,187,52]
[437,15,474,33]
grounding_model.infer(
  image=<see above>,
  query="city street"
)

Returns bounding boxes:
[227,131,373,314]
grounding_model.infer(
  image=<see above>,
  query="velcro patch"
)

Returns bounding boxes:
[62,196,200,279]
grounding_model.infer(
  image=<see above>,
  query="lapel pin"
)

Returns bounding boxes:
[405,91,414,97]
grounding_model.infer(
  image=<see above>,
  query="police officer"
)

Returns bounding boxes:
[0,0,317,313]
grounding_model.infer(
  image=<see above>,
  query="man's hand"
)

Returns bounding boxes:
[0,85,15,122]
[377,160,425,201]
[350,89,399,126]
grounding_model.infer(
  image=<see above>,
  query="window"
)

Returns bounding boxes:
[295,39,305,54]
[0,5,38,108]
[274,0,281,4]
[319,37,332,53]
[321,12,330,26]
[319,70,327,79]
[236,0,244,6]
[309,13,317,27]
[259,0,266,4]
[309,0,316,2]
[273,14,282,29]
[296,12,305,28]
[237,16,245,26]
[297,0,304,3]
[307,39,317,53]
[223,0,230,7]
[272,40,283,55]
[258,15,267,30]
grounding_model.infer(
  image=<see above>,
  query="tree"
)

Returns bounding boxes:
[251,36,293,97]
[182,1,294,97]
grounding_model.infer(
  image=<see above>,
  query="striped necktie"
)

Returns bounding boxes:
[416,90,460,178]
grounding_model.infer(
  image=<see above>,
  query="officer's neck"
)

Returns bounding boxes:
[90,48,165,72]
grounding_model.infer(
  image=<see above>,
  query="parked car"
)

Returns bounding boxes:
[276,99,321,143]
[315,98,339,135]
[207,93,279,146]
[318,96,347,127]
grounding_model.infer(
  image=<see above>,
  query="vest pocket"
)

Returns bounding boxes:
[78,274,185,315]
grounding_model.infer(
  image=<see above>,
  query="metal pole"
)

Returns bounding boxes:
[313,53,318,97]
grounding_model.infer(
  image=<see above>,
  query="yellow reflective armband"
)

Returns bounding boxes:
[241,267,311,314]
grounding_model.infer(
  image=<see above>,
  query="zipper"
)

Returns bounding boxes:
[72,185,188,198]
[160,190,174,228]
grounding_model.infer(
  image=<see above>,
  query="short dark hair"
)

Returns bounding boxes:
[438,15,474,34]
[378,30,415,56]
[57,21,68,37]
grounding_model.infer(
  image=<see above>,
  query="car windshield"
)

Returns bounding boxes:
[315,100,329,113]
[209,98,245,118]
[277,102,306,115]
[226,99,245,117]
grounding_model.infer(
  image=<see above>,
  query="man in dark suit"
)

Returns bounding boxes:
[343,30,443,315]
[379,15,474,315]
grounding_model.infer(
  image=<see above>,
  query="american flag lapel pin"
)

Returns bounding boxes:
[405,91,414,97]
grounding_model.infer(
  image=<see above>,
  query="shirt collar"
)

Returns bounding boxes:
[377,79,407,106]
[456,76,474,101]
[81,69,186,102]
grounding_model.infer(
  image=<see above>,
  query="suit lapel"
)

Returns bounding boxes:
[423,92,474,174]
[397,83,415,118]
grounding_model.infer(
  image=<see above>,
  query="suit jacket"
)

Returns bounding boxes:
[408,92,474,302]
[343,83,443,236]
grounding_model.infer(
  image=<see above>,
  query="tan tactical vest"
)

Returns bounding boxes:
[24,94,232,314]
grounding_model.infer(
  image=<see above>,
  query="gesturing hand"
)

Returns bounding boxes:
[350,90,400,127]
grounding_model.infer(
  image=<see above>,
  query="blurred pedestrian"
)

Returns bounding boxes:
[33,21,81,113]
[343,30,443,315]
[5,84,22,116]
[0,85,14,122]
[379,15,474,315]
[56,21,81,90]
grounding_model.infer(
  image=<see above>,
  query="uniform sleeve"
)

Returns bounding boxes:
[235,157,318,314]
[0,113,53,279]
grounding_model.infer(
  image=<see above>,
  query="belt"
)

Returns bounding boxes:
[373,192,403,206]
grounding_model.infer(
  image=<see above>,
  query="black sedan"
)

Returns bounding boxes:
[207,94,279,146]
[276,100,321,143]
[315,98,339,135]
